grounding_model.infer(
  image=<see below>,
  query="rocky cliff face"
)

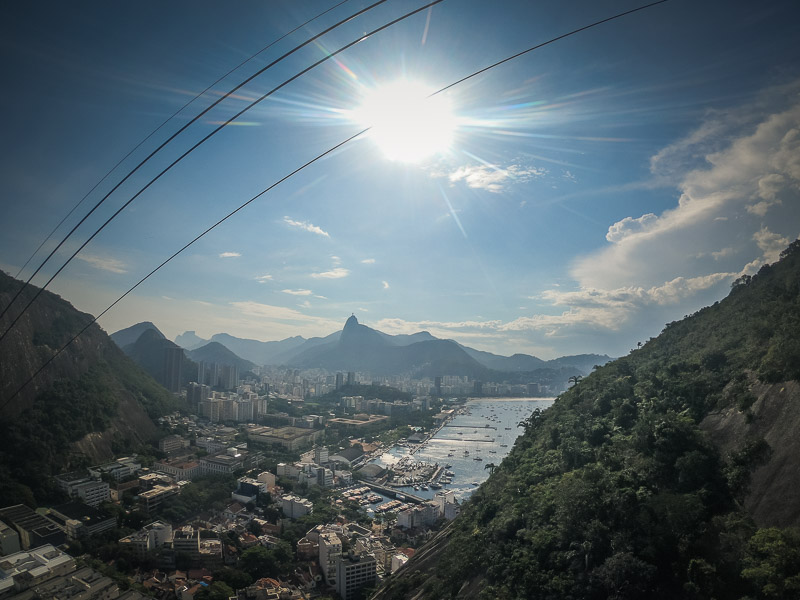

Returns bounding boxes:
[702,378,800,527]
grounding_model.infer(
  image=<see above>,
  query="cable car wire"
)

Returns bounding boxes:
[1,0,673,406]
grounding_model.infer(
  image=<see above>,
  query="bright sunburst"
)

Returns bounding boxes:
[353,80,456,163]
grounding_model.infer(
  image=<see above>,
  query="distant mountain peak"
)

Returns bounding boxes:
[110,321,165,349]
[344,314,359,329]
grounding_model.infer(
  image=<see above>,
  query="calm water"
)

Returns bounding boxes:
[370,397,554,502]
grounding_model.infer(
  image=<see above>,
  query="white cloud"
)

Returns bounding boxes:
[331,255,341,265]
[76,253,127,274]
[230,301,341,331]
[283,216,330,237]
[572,91,800,292]
[605,213,658,243]
[711,247,735,260]
[747,173,786,216]
[382,280,390,289]
[502,272,736,336]
[255,274,273,283]
[361,258,376,264]
[753,226,790,264]
[311,268,349,279]
[443,163,547,193]
[282,289,312,296]
[299,300,311,309]
[482,83,800,356]
[219,251,241,258]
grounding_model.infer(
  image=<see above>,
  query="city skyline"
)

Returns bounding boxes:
[2,0,799,360]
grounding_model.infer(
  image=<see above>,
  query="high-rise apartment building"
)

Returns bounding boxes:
[163,347,184,393]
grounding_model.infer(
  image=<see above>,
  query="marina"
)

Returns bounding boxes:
[370,397,554,501]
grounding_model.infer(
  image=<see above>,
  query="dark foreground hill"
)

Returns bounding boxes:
[122,328,198,388]
[0,271,180,506]
[110,320,165,348]
[374,241,800,600]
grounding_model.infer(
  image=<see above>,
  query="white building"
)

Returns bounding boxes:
[281,495,313,519]
[118,521,173,559]
[391,553,409,573]
[72,480,110,508]
[256,471,276,492]
[318,532,342,585]
[0,545,76,596]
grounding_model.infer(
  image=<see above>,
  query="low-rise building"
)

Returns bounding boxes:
[119,522,173,559]
[0,545,75,596]
[171,527,200,558]
[153,458,201,481]
[255,472,276,493]
[280,496,313,520]
[53,473,110,508]
[138,483,180,512]
[247,426,322,451]
[45,503,116,539]
[138,472,173,491]
[88,457,142,482]
[0,521,20,556]
[0,506,65,551]
[159,435,189,455]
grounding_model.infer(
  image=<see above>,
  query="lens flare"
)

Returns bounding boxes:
[353,80,456,163]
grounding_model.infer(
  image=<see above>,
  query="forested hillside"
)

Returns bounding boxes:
[375,240,800,600]
[0,270,181,506]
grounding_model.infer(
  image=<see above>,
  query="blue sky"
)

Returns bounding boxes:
[1,0,799,359]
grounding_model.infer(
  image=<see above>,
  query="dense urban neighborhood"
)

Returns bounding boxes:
[0,372,495,600]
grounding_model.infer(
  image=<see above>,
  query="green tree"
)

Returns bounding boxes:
[741,528,800,598]
[196,582,234,600]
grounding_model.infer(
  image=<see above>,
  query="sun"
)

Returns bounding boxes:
[353,80,456,163]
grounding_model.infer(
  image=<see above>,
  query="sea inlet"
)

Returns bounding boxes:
[369,397,555,502]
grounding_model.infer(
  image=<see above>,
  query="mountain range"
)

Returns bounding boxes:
[157,316,612,380]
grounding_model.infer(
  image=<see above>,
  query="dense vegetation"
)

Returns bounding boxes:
[0,270,181,506]
[0,349,180,505]
[377,241,800,600]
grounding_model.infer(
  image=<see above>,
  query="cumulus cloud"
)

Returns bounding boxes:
[361,258,376,264]
[443,163,547,193]
[753,226,790,263]
[382,280,390,289]
[572,91,800,291]
[283,216,330,237]
[501,272,736,334]
[605,213,658,243]
[76,253,127,273]
[255,274,273,283]
[219,251,241,258]
[495,84,800,354]
[282,289,312,296]
[747,173,786,216]
[311,268,349,279]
